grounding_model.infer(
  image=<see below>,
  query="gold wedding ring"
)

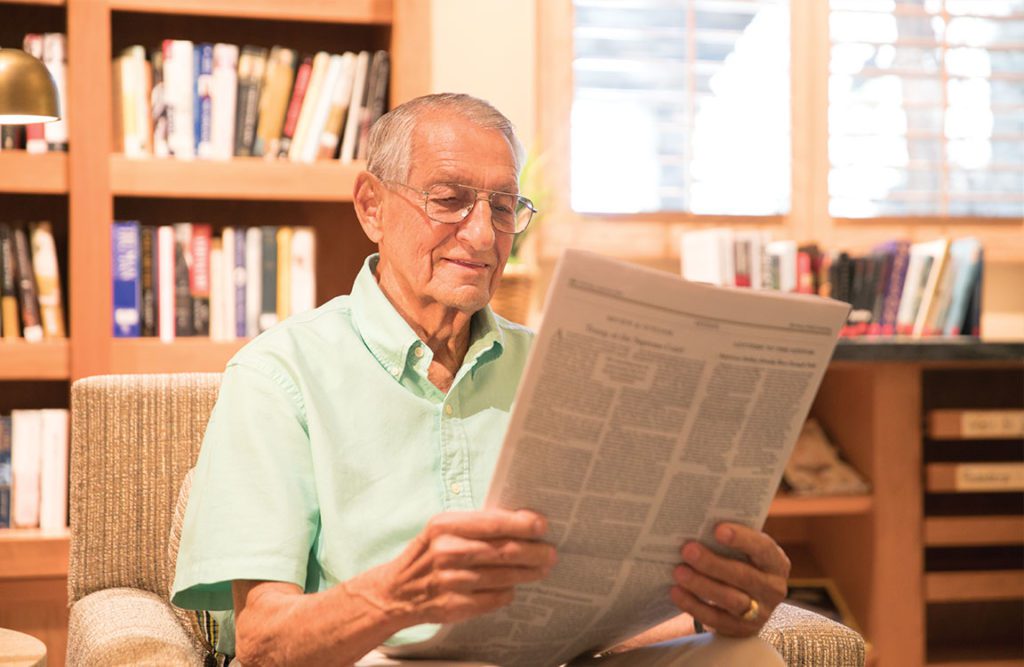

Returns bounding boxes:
[741,597,760,622]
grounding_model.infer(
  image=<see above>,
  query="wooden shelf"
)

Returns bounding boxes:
[925,515,1024,547]
[0,528,70,579]
[106,0,390,23]
[0,340,70,380]
[110,155,364,201]
[0,152,68,195]
[109,338,247,373]
[769,493,873,517]
[928,644,1024,667]
[925,570,1024,603]
[0,0,65,5]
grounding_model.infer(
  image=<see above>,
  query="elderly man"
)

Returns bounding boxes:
[172,93,789,666]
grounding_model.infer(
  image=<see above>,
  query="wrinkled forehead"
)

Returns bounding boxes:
[408,112,519,180]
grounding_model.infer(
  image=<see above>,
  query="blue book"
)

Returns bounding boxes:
[235,227,247,338]
[942,237,983,337]
[0,415,10,529]
[194,43,214,157]
[112,221,141,337]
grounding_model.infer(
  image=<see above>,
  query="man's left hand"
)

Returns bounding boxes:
[670,523,790,637]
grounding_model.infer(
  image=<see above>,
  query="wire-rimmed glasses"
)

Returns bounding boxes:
[383,180,537,235]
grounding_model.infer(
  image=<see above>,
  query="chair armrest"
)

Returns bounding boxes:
[758,603,865,667]
[67,588,207,666]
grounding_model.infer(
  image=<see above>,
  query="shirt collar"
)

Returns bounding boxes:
[350,254,505,383]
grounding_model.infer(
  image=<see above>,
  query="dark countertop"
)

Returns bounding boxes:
[831,338,1024,363]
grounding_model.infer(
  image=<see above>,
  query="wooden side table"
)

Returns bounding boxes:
[0,628,46,667]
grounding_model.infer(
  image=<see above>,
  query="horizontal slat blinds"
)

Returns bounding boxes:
[571,0,790,215]
[829,0,1024,218]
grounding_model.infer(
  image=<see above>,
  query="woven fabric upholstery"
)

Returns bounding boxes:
[759,603,865,667]
[68,373,222,604]
[67,588,206,666]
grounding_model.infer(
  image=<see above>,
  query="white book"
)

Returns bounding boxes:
[317,52,357,160]
[42,33,69,149]
[157,225,176,342]
[163,40,195,160]
[245,227,262,337]
[339,51,370,164]
[912,238,951,338]
[210,43,238,161]
[289,227,316,316]
[680,228,733,286]
[11,410,43,529]
[38,409,69,531]
[897,239,945,336]
[221,228,237,341]
[209,241,224,341]
[297,54,345,164]
[289,51,331,163]
[766,240,798,292]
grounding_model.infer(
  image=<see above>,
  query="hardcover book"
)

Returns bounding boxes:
[30,221,66,338]
[254,46,297,158]
[140,225,158,337]
[194,43,215,159]
[13,227,43,342]
[0,224,19,339]
[163,39,196,160]
[210,43,239,161]
[191,224,212,336]
[38,409,69,531]
[234,46,268,157]
[174,223,194,336]
[11,409,43,528]
[0,415,11,529]
[259,226,279,332]
[112,221,141,337]
[277,54,313,158]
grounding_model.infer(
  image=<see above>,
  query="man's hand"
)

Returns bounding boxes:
[349,509,557,627]
[670,523,790,637]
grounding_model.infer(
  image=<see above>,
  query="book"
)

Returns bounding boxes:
[234,46,268,157]
[0,224,20,339]
[680,229,733,286]
[163,40,196,160]
[220,227,236,341]
[128,45,154,155]
[289,226,316,316]
[895,241,937,336]
[151,49,170,157]
[140,225,157,337]
[276,227,292,320]
[927,409,1024,440]
[11,409,43,528]
[277,54,314,158]
[941,237,983,337]
[22,34,48,154]
[38,409,69,531]
[295,52,346,164]
[253,46,297,158]
[245,227,262,337]
[0,415,11,529]
[234,227,247,338]
[112,221,141,337]
[317,52,357,160]
[209,238,224,341]
[288,51,331,162]
[874,240,910,335]
[191,224,212,336]
[356,50,390,161]
[210,43,239,161]
[339,50,370,164]
[194,43,215,159]
[767,240,798,293]
[13,227,43,342]
[174,223,194,336]
[157,225,175,342]
[912,238,951,337]
[42,33,69,151]
[259,226,278,332]
[30,221,66,339]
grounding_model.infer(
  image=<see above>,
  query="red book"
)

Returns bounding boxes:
[276,55,313,158]
[190,224,212,336]
[796,251,814,294]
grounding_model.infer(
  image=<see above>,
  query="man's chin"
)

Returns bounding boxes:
[435,287,493,314]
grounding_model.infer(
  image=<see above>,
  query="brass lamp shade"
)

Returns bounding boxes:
[0,47,60,124]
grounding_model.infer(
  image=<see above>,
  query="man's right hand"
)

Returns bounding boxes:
[348,509,557,626]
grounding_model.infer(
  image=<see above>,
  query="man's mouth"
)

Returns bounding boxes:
[444,258,490,270]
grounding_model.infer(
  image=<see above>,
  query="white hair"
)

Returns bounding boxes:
[366,93,525,183]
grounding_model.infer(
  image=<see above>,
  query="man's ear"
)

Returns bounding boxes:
[353,172,384,244]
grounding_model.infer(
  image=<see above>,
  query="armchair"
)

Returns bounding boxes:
[66,373,865,666]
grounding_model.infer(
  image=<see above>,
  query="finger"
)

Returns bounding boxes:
[422,588,517,624]
[670,585,759,639]
[426,509,548,542]
[434,563,552,593]
[431,534,557,569]
[714,523,791,578]
[680,541,787,609]
[672,564,751,618]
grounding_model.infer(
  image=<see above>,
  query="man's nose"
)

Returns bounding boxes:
[458,196,497,249]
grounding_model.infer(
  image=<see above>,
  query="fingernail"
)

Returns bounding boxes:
[717,526,734,544]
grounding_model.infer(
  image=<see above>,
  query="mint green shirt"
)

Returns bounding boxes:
[171,254,533,653]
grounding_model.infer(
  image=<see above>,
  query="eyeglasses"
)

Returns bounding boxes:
[383,180,537,235]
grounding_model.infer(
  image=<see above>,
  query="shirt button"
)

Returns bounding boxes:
[391,367,400,377]
[451,482,462,495]
[414,347,424,358]
[444,404,453,416]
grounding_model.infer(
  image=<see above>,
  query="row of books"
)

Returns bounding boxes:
[113,222,316,341]
[0,223,66,342]
[680,230,983,337]
[0,409,69,530]
[115,41,389,163]
[0,33,68,153]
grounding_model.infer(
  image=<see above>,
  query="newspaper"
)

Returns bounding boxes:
[384,249,850,667]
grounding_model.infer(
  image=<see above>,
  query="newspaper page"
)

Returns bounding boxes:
[384,249,851,667]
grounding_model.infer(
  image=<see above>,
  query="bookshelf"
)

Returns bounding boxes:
[0,151,67,193]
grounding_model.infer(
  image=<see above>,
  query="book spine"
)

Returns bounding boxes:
[234,228,247,338]
[259,226,278,331]
[290,51,333,163]
[11,410,42,528]
[210,43,239,161]
[151,50,170,158]
[298,53,345,163]
[234,46,268,157]
[140,226,157,337]
[195,43,215,159]
[276,227,292,320]
[339,51,370,163]
[289,227,316,316]
[30,221,66,338]
[0,415,11,529]
[174,223,194,336]
[220,228,236,341]
[22,34,48,154]
[317,52,356,160]
[13,227,43,342]
[157,225,176,342]
[38,409,69,531]
[42,33,69,150]
[356,50,390,161]
[879,242,909,335]
[209,238,223,341]
[277,55,313,158]
[165,40,195,159]
[190,224,212,336]
[245,227,262,337]
[0,224,20,339]
[254,46,297,158]
[112,221,141,337]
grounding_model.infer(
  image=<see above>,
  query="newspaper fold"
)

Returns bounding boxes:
[385,249,850,666]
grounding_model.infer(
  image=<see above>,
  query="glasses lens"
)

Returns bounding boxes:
[425,184,475,223]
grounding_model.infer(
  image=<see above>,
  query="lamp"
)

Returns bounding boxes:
[0,47,60,124]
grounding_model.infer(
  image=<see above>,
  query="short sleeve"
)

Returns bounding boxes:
[171,360,319,611]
